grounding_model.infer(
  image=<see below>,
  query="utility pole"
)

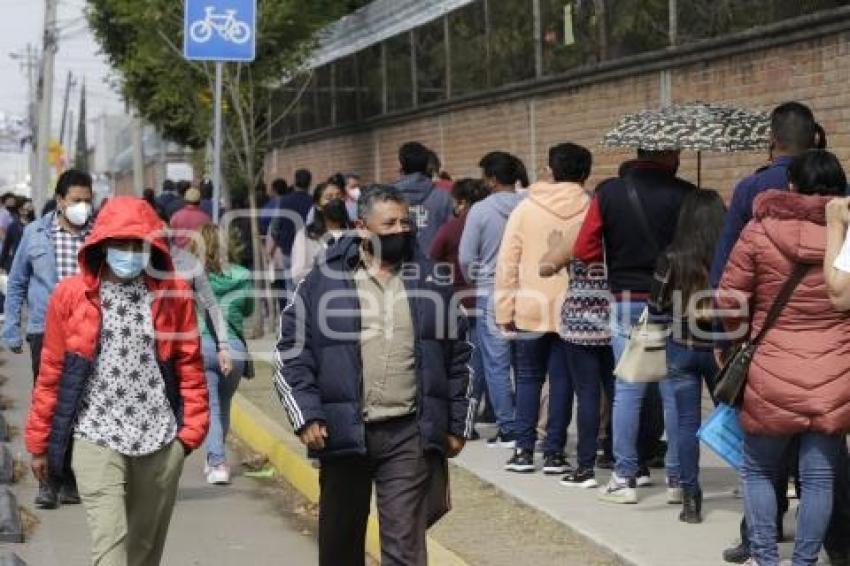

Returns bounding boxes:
[131,111,145,196]
[34,0,59,213]
[58,71,76,152]
[11,43,39,189]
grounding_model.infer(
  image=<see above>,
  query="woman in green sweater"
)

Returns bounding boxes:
[194,224,254,485]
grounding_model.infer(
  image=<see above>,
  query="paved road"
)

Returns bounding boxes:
[0,348,318,566]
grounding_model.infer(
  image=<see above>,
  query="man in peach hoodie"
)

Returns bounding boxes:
[495,143,592,475]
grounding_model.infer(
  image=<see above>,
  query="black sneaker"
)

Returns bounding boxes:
[560,468,598,489]
[486,432,516,450]
[59,482,81,505]
[636,466,653,487]
[504,449,535,473]
[721,541,750,564]
[35,482,58,510]
[596,454,614,469]
[542,452,572,475]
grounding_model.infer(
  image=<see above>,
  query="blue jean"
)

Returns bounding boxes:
[202,336,246,466]
[611,301,679,480]
[514,332,572,453]
[660,341,717,493]
[475,292,516,437]
[743,432,843,565]
[565,342,614,469]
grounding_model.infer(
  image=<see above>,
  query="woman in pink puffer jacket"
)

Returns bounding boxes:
[718,150,850,565]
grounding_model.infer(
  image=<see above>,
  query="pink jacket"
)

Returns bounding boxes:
[718,190,850,436]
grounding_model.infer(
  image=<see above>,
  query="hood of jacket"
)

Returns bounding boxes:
[209,264,251,295]
[394,172,435,204]
[78,196,173,290]
[526,181,589,221]
[754,190,831,265]
[483,191,526,219]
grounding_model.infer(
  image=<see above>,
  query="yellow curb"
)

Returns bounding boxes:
[231,393,469,566]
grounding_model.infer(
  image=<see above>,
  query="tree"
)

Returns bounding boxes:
[87,0,368,331]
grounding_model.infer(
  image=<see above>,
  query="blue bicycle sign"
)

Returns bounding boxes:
[184,0,256,62]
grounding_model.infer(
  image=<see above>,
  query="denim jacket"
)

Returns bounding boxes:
[2,212,59,348]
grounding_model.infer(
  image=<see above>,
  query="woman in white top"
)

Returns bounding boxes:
[290,182,351,282]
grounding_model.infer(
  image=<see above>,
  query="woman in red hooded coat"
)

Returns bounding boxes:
[25,196,209,566]
[718,150,850,565]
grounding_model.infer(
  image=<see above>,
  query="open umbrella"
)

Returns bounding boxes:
[603,102,770,186]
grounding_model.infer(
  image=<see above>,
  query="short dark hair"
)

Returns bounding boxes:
[771,102,816,155]
[55,169,93,197]
[162,179,176,193]
[479,151,530,187]
[549,143,593,183]
[399,142,431,175]
[451,178,490,206]
[358,184,408,220]
[788,149,847,197]
[294,169,312,190]
[1,192,15,203]
[427,151,442,177]
[271,178,288,196]
[176,180,192,197]
[327,173,346,190]
[345,173,360,183]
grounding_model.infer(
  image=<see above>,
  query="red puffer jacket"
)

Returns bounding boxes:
[718,190,850,436]
[25,197,208,467]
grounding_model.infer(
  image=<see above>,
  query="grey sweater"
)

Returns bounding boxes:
[458,191,525,288]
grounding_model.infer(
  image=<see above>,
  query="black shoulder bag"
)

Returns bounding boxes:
[714,263,810,407]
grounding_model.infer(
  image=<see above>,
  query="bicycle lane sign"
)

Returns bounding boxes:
[184,0,256,62]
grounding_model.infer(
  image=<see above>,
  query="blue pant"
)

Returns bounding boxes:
[611,301,678,480]
[565,342,614,470]
[514,332,572,453]
[660,341,717,493]
[202,337,246,466]
[744,432,843,565]
[475,292,516,437]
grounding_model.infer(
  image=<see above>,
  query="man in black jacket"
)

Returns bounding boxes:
[574,149,696,504]
[274,184,473,566]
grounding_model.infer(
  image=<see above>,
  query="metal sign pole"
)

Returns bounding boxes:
[213,61,223,223]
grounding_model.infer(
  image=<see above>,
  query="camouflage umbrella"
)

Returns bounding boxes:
[603,102,770,187]
[603,102,770,153]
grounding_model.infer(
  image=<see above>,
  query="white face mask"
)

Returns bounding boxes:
[347,187,361,201]
[64,202,92,227]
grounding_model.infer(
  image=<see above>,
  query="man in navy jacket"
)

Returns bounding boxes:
[275,184,473,566]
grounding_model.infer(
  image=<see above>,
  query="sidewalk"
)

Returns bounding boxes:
[0,349,318,566]
[243,332,810,566]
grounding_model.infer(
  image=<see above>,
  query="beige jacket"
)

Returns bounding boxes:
[494,181,590,332]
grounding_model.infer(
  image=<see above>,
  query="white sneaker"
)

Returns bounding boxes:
[206,464,231,485]
[667,477,683,504]
[636,472,653,487]
[597,473,638,504]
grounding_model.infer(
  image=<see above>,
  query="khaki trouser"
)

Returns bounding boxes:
[72,439,185,566]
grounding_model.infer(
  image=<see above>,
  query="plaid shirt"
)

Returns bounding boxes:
[50,214,91,281]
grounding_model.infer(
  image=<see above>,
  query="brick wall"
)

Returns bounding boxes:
[267,31,850,200]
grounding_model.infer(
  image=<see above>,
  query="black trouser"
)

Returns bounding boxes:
[27,333,77,491]
[318,416,432,566]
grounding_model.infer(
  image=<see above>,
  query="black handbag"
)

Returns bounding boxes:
[714,263,810,407]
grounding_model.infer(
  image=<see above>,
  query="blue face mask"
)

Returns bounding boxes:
[106,247,148,280]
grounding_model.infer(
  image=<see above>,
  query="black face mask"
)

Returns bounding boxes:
[366,232,415,265]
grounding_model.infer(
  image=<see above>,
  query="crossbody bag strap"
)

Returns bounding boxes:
[751,263,810,345]
[624,176,659,255]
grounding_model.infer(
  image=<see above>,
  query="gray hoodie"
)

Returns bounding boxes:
[458,191,526,288]
[393,172,453,255]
